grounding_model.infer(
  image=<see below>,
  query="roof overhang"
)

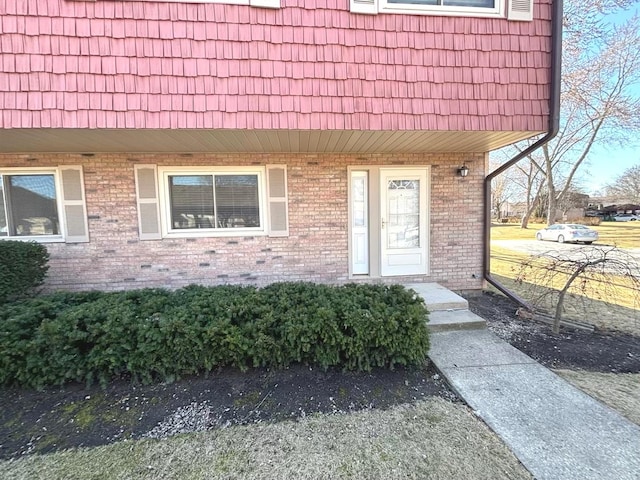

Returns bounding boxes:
[0,129,541,154]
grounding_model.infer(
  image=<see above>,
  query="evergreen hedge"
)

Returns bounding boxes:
[0,283,430,389]
[0,240,49,303]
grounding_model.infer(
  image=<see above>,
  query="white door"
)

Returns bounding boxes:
[380,169,428,276]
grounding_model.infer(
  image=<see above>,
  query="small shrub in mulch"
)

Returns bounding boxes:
[0,283,430,389]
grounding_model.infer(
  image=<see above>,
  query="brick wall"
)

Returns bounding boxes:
[0,152,485,292]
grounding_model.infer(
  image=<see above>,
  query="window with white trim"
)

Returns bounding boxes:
[162,168,264,235]
[381,0,501,17]
[0,167,89,243]
[64,0,280,8]
[135,164,288,240]
[0,172,60,238]
[351,0,533,21]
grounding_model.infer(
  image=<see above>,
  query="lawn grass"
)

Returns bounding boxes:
[555,370,640,426]
[0,398,532,480]
[490,222,640,335]
[489,273,640,335]
[491,221,640,249]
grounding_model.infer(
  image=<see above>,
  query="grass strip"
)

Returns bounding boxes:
[490,222,640,249]
[0,398,532,480]
[555,370,640,426]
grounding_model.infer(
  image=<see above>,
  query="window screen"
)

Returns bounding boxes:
[167,173,261,230]
[168,175,215,229]
[0,174,60,237]
[215,175,260,228]
[388,0,494,6]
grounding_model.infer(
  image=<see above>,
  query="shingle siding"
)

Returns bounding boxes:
[0,0,552,131]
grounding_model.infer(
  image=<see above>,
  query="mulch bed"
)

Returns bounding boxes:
[0,361,453,459]
[1,290,638,460]
[468,291,640,373]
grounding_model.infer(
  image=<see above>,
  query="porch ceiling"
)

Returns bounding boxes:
[0,129,541,154]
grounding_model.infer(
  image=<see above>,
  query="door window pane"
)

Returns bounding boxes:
[387,179,420,249]
[0,174,60,236]
[352,175,367,227]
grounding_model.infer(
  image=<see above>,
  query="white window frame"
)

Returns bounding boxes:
[378,0,503,18]
[158,166,268,239]
[0,168,66,243]
[151,0,249,4]
[138,0,280,8]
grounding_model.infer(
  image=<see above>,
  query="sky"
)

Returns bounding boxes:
[582,145,638,196]
[577,4,639,195]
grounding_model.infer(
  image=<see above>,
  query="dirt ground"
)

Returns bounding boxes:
[470,291,640,373]
[1,290,638,460]
[0,357,454,459]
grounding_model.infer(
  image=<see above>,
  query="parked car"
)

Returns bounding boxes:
[584,211,605,217]
[535,224,598,244]
[613,214,639,222]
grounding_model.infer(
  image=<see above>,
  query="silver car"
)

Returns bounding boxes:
[536,224,598,244]
[613,214,639,222]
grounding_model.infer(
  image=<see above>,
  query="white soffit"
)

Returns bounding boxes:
[0,129,542,154]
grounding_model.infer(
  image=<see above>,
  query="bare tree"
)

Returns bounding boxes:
[516,246,640,334]
[605,164,640,204]
[492,3,640,226]
[490,160,522,219]
[514,160,546,228]
[489,154,545,227]
[543,12,640,224]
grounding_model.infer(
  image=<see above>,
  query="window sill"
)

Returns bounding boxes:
[0,236,65,244]
[379,4,503,18]
[69,0,281,8]
[163,230,267,239]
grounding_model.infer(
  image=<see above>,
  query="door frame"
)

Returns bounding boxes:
[348,165,431,278]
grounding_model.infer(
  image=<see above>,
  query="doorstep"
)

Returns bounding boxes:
[403,283,486,332]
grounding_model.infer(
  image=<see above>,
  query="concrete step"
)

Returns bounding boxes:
[427,309,487,332]
[404,283,468,311]
[403,283,484,332]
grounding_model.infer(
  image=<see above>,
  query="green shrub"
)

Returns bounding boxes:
[0,283,430,389]
[568,216,602,226]
[0,241,49,303]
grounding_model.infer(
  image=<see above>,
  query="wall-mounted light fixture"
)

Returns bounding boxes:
[457,164,469,178]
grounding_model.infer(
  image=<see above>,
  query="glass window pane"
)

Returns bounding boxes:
[4,175,59,236]
[387,179,420,249]
[168,175,215,229]
[0,176,7,237]
[387,0,494,6]
[387,0,438,4]
[352,176,367,227]
[446,0,493,7]
[215,175,260,228]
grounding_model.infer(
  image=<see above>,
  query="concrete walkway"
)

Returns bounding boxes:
[429,329,640,480]
[405,282,640,478]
